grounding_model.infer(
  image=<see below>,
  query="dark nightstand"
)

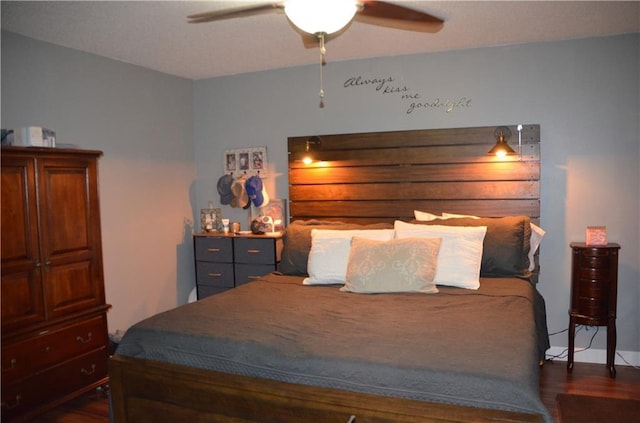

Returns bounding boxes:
[193,232,283,299]
[568,242,620,377]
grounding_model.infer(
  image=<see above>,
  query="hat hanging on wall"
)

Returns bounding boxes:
[230,177,249,208]
[245,175,270,208]
[217,174,234,205]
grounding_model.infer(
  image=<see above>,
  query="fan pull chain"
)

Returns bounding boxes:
[318,32,326,108]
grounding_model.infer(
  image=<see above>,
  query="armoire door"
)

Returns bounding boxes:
[1,155,45,332]
[37,156,106,319]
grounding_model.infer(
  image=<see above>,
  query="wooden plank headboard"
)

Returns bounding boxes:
[287,124,540,224]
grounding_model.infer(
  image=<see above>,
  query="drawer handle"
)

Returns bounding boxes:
[207,248,221,252]
[247,249,261,254]
[81,364,96,376]
[1,395,21,410]
[76,332,93,344]
[347,416,356,423]
[248,275,262,280]
[2,358,17,372]
[208,273,222,277]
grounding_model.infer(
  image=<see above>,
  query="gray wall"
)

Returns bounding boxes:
[1,31,195,334]
[194,34,639,363]
[2,30,638,364]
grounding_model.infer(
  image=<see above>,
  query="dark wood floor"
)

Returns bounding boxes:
[28,361,640,422]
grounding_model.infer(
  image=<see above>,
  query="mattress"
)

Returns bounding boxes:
[116,273,552,422]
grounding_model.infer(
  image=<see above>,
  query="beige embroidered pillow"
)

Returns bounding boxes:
[341,237,442,294]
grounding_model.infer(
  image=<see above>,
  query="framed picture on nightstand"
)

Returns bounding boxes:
[586,226,607,246]
[251,198,287,232]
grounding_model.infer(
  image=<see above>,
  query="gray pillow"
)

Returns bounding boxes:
[279,220,393,275]
[411,215,532,277]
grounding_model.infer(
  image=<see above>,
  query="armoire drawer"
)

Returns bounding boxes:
[1,315,107,385]
[1,347,108,420]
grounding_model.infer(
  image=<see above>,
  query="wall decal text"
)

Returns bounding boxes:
[343,75,472,115]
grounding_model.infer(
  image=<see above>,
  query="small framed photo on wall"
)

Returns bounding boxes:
[223,146,267,177]
[225,152,237,173]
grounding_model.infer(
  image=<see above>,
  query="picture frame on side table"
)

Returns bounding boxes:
[586,226,607,246]
[201,207,222,233]
[251,198,287,232]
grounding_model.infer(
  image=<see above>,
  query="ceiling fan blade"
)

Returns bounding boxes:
[355,0,444,33]
[188,2,284,24]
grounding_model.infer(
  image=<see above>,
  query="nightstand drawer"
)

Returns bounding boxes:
[194,237,233,262]
[197,285,230,299]
[580,254,611,269]
[235,264,276,286]
[196,262,235,287]
[234,238,277,264]
[577,278,607,297]
[578,266,609,280]
[577,296,607,319]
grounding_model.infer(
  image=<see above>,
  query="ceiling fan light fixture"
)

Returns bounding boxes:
[284,0,359,35]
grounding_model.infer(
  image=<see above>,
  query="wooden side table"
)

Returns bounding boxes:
[568,242,620,377]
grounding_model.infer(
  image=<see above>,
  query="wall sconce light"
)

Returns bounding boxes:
[488,126,520,158]
[302,136,322,164]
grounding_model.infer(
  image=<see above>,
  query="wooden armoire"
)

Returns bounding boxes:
[1,146,110,421]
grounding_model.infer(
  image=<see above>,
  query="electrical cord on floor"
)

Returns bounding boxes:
[616,352,640,369]
[545,326,579,360]
[546,326,598,361]
[546,325,639,368]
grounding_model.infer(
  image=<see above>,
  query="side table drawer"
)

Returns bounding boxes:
[197,285,230,299]
[234,238,277,264]
[578,266,609,280]
[194,237,233,262]
[580,254,611,269]
[235,264,276,286]
[196,262,234,287]
[577,278,607,298]
[1,315,108,385]
[577,296,607,320]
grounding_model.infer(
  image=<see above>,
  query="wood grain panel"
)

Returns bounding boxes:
[290,199,540,221]
[290,162,539,184]
[288,124,540,151]
[290,181,539,201]
[288,124,540,222]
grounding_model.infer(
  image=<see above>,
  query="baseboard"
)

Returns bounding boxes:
[546,347,640,367]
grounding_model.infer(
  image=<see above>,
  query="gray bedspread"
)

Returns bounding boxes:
[116,273,552,422]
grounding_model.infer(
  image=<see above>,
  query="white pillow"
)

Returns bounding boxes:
[441,212,480,220]
[528,223,546,270]
[413,210,443,221]
[441,212,546,272]
[394,220,487,289]
[303,229,395,285]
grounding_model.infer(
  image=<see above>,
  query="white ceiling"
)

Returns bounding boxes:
[2,1,639,80]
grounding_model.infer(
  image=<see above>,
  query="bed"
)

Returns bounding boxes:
[110,124,551,423]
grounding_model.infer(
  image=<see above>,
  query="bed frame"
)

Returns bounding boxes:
[110,124,542,423]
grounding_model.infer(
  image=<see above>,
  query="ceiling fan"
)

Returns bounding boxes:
[188,1,444,105]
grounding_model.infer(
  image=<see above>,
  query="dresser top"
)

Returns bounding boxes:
[194,231,283,239]
[570,242,620,249]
